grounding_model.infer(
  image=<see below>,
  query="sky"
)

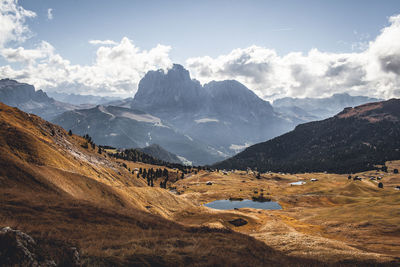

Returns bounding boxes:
[0,0,400,100]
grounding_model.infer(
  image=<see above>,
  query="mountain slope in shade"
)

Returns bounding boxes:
[0,79,76,120]
[131,64,294,156]
[273,93,381,121]
[138,144,183,164]
[214,99,400,173]
[52,105,225,165]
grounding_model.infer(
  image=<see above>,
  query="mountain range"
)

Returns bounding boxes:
[52,104,221,165]
[273,93,380,121]
[51,64,298,164]
[0,79,76,121]
[214,98,400,173]
[131,64,294,156]
[0,66,387,165]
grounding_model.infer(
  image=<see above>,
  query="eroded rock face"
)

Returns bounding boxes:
[0,227,79,267]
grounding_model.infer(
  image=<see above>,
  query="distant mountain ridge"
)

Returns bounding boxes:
[0,79,76,120]
[47,91,122,105]
[214,99,400,173]
[273,93,381,121]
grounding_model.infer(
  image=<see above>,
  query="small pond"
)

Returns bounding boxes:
[204,199,282,210]
[290,181,306,185]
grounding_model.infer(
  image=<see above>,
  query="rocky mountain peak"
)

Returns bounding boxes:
[132,64,203,113]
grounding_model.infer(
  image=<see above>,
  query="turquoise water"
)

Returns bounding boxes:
[204,199,282,210]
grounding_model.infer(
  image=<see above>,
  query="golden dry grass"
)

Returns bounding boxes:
[0,103,321,266]
[172,169,400,264]
[1,102,398,266]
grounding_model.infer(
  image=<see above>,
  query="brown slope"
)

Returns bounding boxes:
[337,99,400,122]
[0,102,319,266]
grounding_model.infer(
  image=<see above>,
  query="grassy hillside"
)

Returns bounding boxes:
[0,102,314,266]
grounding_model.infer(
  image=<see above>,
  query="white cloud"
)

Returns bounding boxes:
[1,41,54,64]
[89,39,118,46]
[187,15,400,100]
[0,0,399,100]
[47,8,53,20]
[0,0,36,48]
[0,37,173,96]
[0,1,173,97]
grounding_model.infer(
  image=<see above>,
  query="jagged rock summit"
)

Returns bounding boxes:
[131,64,294,156]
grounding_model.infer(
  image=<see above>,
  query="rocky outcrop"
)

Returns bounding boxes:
[228,218,248,227]
[0,227,80,267]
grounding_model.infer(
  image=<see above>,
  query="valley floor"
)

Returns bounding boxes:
[2,158,400,266]
[169,160,400,265]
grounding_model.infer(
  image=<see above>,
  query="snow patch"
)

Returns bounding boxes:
[195,118,219,124]
[177,155,192,166]
[207,146,229,158]
[120,111,161,123]
[98,105,116,119]
[229,143,251,153]
[154,121,169,128]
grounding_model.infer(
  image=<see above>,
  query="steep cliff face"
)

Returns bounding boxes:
[132,64,204,114]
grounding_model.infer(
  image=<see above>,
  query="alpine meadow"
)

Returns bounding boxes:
[0,1,400,266]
